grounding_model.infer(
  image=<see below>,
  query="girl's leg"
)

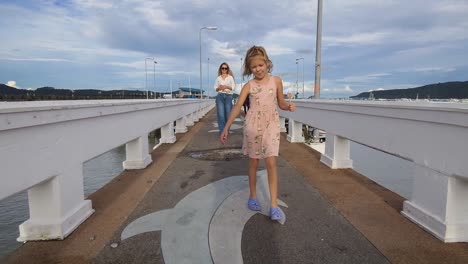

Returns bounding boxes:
[248,158,259,198]
[265,156,278,208]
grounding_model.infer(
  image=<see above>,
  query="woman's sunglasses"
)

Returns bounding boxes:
[221,67,228,70]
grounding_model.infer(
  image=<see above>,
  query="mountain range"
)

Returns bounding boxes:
[351,81,468,100]
[2,81,468,100]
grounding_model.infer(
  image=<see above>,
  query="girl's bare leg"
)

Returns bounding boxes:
[248,158,259,198]
[265,156,278,207]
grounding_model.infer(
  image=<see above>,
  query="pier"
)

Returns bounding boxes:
[1,99,468,263]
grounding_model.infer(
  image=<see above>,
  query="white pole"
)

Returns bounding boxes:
[312,0,323,143]
[240,57,243,92]
[207,57,210,98]
[314,0,323,99]
[296,58,304,98]
[145,57,154,99]
[145,59,148,99]
[199,26,217,99]
[153,60,156,99]
[302,59,305,98]
[296,61,299,98]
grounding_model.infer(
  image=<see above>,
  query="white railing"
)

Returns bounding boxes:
[0,99,215,242]
[2,99,467,243]
[280,99,468,242]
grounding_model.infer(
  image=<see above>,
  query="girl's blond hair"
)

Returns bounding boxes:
[242,45,273,77]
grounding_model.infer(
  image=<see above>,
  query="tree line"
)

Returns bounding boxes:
[0,85,171,101]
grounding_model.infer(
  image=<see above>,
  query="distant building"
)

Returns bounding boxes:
[178,87,202,98]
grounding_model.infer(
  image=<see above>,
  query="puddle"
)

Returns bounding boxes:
[188,148,247,161]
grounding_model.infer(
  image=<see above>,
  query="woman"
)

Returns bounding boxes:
[214,62,236,133]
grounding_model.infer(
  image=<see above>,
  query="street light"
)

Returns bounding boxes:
[145,57,155,99]
[314,0,323,99]
[312,0,323,143]
[153,60,157,99]
[295,61,299,99]
[189,76,192,97]
[240,57,243,90]
[199,26,217,99]
[296,57,304,98]
[207,57,210,98]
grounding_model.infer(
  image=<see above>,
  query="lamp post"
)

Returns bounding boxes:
[199,26,217,99]
[189,76,192,97]
[312,0,323,143]
[153,60,157,98]
[145,57,155,99]
[207,57,210,98]
[296,57,304,98]
[295,61,299,99]
[240,57,243,90]
[314,0,323,99]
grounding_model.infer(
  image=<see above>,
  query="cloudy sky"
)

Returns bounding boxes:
[1,0,467,98]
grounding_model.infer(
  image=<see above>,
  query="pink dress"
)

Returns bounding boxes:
[243,76,281,159]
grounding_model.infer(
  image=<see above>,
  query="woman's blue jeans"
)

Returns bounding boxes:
[216,93,233,133]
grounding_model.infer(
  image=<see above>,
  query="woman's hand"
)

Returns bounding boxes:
[220,129,229,144]
[288,103,296,112]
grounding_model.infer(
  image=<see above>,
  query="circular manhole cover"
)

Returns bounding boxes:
[189,148,247,161]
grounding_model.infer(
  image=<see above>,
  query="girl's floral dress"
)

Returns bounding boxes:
[243,76,280,159]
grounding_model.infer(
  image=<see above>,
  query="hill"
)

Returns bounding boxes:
[351,81,468,99]
[0,84,26,95]
[0,85,176,101]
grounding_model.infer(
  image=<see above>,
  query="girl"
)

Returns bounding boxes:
[214,62,236,133]
[220,46,296,221]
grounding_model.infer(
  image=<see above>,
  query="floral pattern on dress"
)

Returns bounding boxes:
[243,77,281,159]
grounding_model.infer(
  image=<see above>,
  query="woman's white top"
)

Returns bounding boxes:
[214,75,235,95]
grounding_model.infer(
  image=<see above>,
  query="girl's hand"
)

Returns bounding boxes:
[220,129,229,144]
[288,103,296,112]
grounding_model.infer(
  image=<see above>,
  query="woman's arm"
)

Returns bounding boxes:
[228,75,236,91]
[214,76,222,92]
[222,75,235,91]
[275,76,296,112]
[220,82,250,144]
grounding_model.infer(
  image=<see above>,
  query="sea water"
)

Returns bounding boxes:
[0,136,158,259]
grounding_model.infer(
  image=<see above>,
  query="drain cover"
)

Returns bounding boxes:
[189,148,247,161]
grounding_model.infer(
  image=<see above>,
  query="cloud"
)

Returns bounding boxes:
[325,32,389,46]
[7,81,17,88]
[322,85,354,94]
[0,0,467,96]
[369,88,385,92]
[73,0,114,9]
[409,67,456,73]
[339,73,392,83]
[0,57,71,62]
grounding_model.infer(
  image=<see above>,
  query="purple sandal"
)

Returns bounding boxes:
[247,197,262,211]
[270,207,282,221]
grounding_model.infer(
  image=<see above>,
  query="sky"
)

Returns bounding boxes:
[1,0,467,98]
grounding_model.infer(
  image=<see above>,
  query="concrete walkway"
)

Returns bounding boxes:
[3,109,468,264]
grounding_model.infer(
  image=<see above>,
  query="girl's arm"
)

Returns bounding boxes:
[275,76,296,112]
[220,82,250,144]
